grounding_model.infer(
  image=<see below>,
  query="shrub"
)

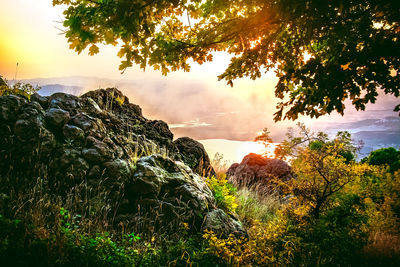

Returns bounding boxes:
[203,212,300,266]
[206,174,237,214]
[292,193,369,266]
[0,79,40,99]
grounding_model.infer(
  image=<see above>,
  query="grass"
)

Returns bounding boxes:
[0,160,216,266]
[235,188,281,227]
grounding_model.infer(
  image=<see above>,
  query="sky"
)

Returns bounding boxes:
[0,0,238,81]
[1,0,398,163]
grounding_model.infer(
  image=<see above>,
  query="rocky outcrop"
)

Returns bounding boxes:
[173,137,215,178]
[119,155,214,232]
[0,88,244,237]
[227,153,295,195]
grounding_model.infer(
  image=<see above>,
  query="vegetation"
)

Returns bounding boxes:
[0,76,40,99]
[203,128,400,266]
[206,174,238,214]
[1,114,399,265]
[0,156,218,266]
[362,147,400,173]
[54,0,399,120]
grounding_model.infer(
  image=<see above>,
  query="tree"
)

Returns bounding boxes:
[362,147,400,173]
[275,124,361,218]
[54,0,400,121]
[254,128,274,157]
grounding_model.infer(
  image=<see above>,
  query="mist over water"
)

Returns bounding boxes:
[26,76,400,162]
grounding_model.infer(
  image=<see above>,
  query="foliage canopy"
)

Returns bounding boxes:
[54,0,400,120]
[362,147,400,173]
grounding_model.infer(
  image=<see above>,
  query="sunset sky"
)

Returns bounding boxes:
[0,0,248,81]
[1,0,398,163]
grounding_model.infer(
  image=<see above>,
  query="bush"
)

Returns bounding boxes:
[206,174,238,214]
[0,79,40,98]
[203,214,300,266]
[363,147,400,173]
[293,193,368,266]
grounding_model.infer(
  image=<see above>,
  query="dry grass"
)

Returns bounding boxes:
[235,188,282,228]
[211,152,231,177]
[363,231,400,265]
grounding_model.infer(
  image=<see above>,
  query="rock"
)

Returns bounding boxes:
[203,209,247,238]
[0,88,233,236]
[14,119,37,141]
[145,120,174,146]
[63,124,85,141]
[48,148,89,186]
[119,155,242,235]
[227,153,295,195]
[103,159,131,180]
[173,137,215,177]
[45,108,70,128]
[127,155,211,211]
[48,93,80,114]
[82,148,104,164]
[82,88,142,116]
[31,93,49,109]
[0,95,26,122]
[70,113,94,132]
[82,97,102,114]
[19,101,45,119]
[88,165,101,179]
[13,102,44,142]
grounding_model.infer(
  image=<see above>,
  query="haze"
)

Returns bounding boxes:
[1,0,398,162]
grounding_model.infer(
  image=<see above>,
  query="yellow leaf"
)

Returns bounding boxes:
[88,45,99,56]
[117,48,125,58]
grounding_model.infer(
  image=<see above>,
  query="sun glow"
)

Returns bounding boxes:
[236,141,277,162]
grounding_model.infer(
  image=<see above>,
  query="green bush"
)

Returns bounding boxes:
[206,174,237,214]
[0,79,40,99]
[363,147,400,173]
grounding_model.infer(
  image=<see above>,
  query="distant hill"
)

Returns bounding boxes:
[38,84,84,96]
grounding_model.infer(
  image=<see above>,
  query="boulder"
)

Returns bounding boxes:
[0,88,240,237]
[45,108,70,128]
[125,155,214,213]
[227,153,295,195]
[203,209,247,238]
[119,155,244,236]
[48,93,80,115]
[82,88,142,117]
[30,93,48,109]
[173,137,215,177]
[63,124,85,141]
[0,95,26,122]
